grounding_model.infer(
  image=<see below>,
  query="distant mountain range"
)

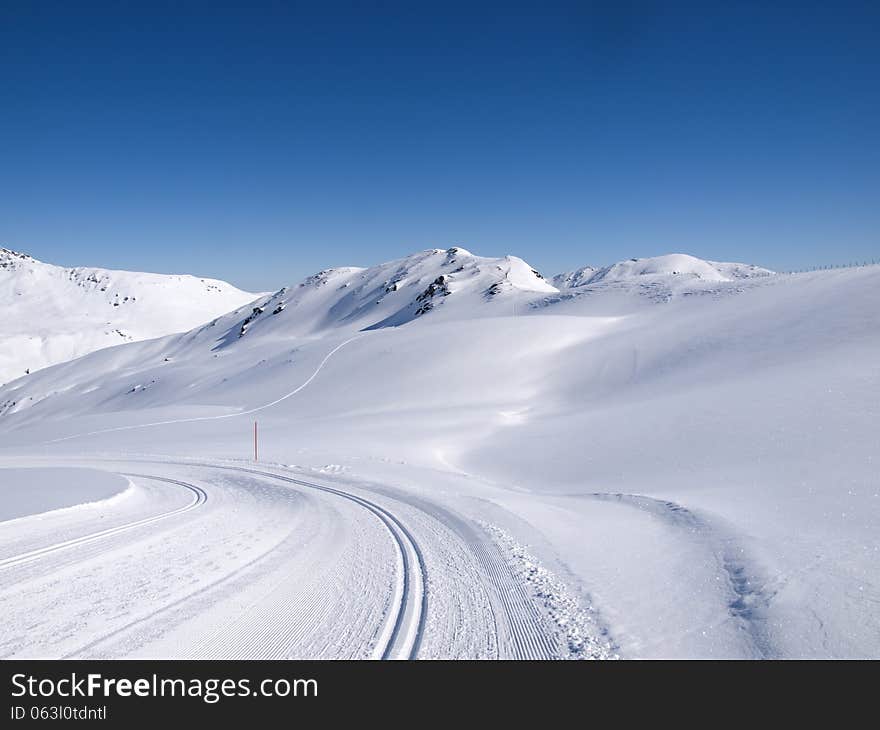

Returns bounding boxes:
[0,245,780,425]
[0,245,776,386]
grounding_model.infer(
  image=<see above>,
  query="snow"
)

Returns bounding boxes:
[0,467,129,522]
[0,247,261,385]
[592,253,734,282]
[0,247,877,659]
[480,521,617,659]
[551,265,598,289]
[552,253,774,290]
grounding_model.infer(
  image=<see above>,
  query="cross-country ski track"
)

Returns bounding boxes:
[1,332,583,659]
[0,459,576,659]
[0,474,206,572]
[1,329,615,659]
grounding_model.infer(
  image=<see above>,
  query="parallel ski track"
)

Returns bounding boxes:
[467,531,557,659]
[188,463,426,661]
[336,479,557,659]
[0,474,206,572]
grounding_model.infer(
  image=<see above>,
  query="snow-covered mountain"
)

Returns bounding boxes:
[229,247,557,339]
[0,246,878,659]
[553,253,774,289]
[551,265,598,289]
[0,247,260,384]
[0,247,778,421]
[0,247,771,390]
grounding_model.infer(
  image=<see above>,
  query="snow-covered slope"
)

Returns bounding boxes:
[1,248,877,659]
[229,247,557,339]
[548,253,776,309]
[554,253,773,288]
[0,247,260,384]
[0,249,781,423]
[551,265,598,289]
[590,253,773,284]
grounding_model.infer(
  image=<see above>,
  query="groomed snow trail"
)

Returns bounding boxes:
[0,459,582,659]
[0,475,205,572]
[2,313,604,658]
[468,528,559,659]
[207,464,426,661]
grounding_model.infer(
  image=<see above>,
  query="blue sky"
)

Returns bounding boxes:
[2,1,878,290]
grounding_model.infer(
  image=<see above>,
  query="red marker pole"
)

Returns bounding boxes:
[254,420,258,462]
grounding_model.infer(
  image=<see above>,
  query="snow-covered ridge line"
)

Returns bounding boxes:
[0,246,261,384]
[0,247,36,266]
[1,245,773,389]
[553,253,774,289]
[197,248,772,346]
[0,247,777,425]
[229,246,559,337]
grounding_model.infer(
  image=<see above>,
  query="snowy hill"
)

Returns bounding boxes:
[1,249,878,659]
[553,253,774,289]
[547,253,776,308]
[168,249,770,350]
[551,265,598,289]
[193,247,558,346]
[265,246,555,331]
[0,247,260,384]
[0,248,779,422]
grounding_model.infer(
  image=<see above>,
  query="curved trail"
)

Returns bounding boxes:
[353,479,558,660]
[46,334,363,444]
[18,324,569,658]
[108,459,568,660]
[6,318,602,659]
[0,457,573,660]
[467,532,556,659]
[34,462,424,660]
[0,475,206,572]
[187,463,426,661]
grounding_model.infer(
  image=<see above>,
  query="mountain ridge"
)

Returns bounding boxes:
[0,246,261,384]
[0,245,775,386]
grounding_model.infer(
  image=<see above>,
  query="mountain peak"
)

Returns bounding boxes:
[206,247,559,344]
[0,249,259,384]
[554,253,774,289]
[0,248,37,267]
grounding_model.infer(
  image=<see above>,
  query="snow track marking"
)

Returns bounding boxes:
[348,483,560,659]
[376,483,555,659]
[468,528,557,659]
[46,334,363,444]
[585,491,777,657]
[3,457,567,660]
[202,464,426,660]
[63,519,300,659]
[90,459,566,659]
[0,475,206,572]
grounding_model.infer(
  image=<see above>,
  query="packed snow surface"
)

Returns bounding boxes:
[0,468,129,522]
[0,247,876,659]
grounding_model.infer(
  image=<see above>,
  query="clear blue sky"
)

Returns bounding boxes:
[2,1,878,290]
